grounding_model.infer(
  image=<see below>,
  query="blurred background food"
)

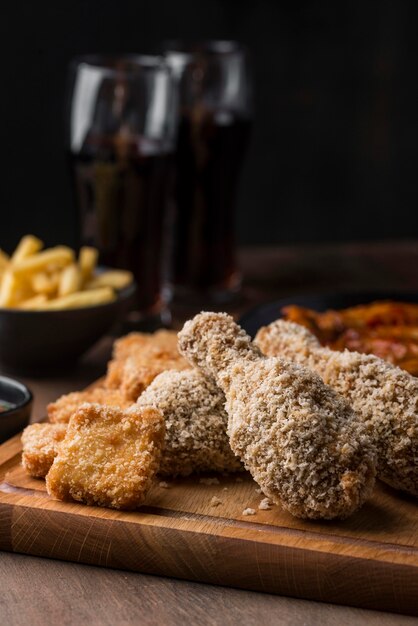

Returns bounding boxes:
[282,300,418,375]
[0,236,135,373]
[1,0,417,253]
[0,235,133,310]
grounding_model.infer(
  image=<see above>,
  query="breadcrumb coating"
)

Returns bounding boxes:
[46,403,164,510]
[137,369,243,477]
[255,319,418,496]
[178,312,376,520]
[179,313,260,377]
[105,330,190,401]
[22,423,67,478]
[47,388,133,424]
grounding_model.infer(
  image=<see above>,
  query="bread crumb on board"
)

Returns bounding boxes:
[258,498,272,510]
[159,481,170,489]
[242,508,256,516]
[210,496,223,507]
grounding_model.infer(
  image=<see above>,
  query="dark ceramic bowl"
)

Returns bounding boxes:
[0,283,136,375]
[0,376,33,442]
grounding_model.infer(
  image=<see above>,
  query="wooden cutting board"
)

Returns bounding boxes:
[0,431,417,617]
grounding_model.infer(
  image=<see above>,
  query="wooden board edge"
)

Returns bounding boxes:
[0,501,417,617]
[0,483,418,572]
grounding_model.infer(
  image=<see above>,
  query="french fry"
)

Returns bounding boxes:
[0,270,18,306]
[0,237,126,310]
[11,235,43,263]
[31,272,59,296]
[58,263,82,297]
[85,270,133,291]
[11,246,74,276]
[16,294,48,309]
[32,286,116,310]
[0,271,35,306]
[79,247,98,282]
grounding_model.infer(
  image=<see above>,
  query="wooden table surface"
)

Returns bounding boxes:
[1,241,418,626]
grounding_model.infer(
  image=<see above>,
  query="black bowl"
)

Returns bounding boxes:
[0,376,33,442]
[0,283,136,375]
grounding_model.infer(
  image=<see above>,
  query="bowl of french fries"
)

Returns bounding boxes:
[0,235,135,373]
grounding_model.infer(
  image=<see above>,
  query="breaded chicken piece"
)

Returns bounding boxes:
[46,403,165,509]
[47,387,133,424]
[22,423,67,478]
[138,369,243,477]
[255,319,418,496]
[105,330,190,401]
[178,312,376,520]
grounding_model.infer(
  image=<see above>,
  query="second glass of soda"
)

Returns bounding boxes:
[164,41,252,304]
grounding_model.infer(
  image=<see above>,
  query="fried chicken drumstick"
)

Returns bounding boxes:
[178,312,376,520]
[138,369,243,477]
[255,319,418,497]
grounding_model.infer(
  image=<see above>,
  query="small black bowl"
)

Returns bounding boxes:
[0,283,136,376]
[0,376,33,442]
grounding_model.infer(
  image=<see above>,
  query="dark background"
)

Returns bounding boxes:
[1,0,417,252]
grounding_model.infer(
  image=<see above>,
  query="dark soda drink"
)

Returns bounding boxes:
[172,110,251,297]
[66,55,177,324]
[69,133,172,315]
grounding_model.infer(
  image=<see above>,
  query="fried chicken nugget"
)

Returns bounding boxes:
[47,387,133,424]
[105,330,190,401]
[46,403,165,509]
[22,423,67,478]
[137,369,243,477]
[178,312,376,520]
[255,319,418,496]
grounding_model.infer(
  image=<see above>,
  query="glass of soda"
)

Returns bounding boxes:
[164,41,252,304]
[66,55,177,327]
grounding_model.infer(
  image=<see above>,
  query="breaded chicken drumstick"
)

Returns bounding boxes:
[255,319,418,496]
[178,312,377,520]
[137,369,243,477]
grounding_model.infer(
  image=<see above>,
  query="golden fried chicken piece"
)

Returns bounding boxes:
[21,423,67,478]
[178,312,376,520]
[47,387,133,424]
[138,369,243,477]
[105,330,190,401]
[46,403,164,509]
[255,319,418,497]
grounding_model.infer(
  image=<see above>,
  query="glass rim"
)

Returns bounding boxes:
[162,40,247,57]
[69,54,171,76]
